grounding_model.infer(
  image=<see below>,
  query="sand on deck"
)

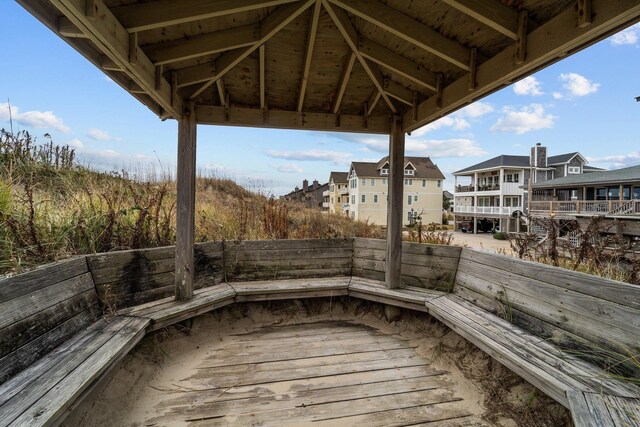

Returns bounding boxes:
[63,299,559,427]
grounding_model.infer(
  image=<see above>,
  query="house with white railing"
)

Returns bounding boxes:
[530,164,640,241]
[453,143,597,233]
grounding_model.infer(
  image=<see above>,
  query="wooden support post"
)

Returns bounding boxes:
[385,115,405,289]
[384,305,401,322]
[578,0,593,28]
[175,101,197,301]
[515,10,528,64]
[468,47,477,91]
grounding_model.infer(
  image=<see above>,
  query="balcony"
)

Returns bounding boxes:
[322,202,329,208]
[529,200,640,217]
[339,187,349,195]
[454,206,522,216]
[342,203,350,210]
[322,190,330,197]
[455,184,502,193]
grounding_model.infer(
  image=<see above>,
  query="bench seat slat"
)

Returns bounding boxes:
[230,277,350,302]
[0,316,149,427]
[348,277,445,312]
[568,391,640,427]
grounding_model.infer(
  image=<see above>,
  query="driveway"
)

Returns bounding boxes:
[450,231,513,254]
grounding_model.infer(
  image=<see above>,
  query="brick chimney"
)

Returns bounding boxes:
[303,179,309,192]
[313,179,319,189]
[530,143,547,168]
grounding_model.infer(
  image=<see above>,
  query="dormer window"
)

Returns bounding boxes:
[380,168,389,175]
[404,169,414,176]
[568,166,580,174]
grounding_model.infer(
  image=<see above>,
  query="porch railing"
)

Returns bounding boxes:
[529,200,640,216]
[454,206,522,215]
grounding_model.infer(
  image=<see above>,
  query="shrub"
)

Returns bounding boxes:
[493,232,507,240]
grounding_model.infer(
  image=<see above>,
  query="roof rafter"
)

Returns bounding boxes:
[384,79,414,106]
[358,37,437,92]
[297,0,323,112]
[185,0,316,99]
[441,0,519,40]
[144,24,261,65]
[328,0,471,71]
[323,0,397,114]
[50,0,180,118]
[403,0,640,133]
[110,0,300,32]
[332,52,356,114]
[259,45,267,110]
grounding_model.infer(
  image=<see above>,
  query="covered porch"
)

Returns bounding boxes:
[7,0,640,426]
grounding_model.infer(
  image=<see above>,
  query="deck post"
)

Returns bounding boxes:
[175,101,197,301]
[385,115,405,290]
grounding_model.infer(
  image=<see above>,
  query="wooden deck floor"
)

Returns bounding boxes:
[143,321,491,426]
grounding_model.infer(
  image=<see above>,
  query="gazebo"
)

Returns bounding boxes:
[5,1,640,426]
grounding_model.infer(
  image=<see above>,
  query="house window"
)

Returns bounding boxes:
[361,195,366,203]
[407,211,416,222]
[414,195,418,202]
[422,179,426,187]
[407,195,412,205]
[437,180,442,188]
[382,178,387,185]
[373,194,378,203]
[404,179,413,185]
[381,168,389,175]
[330,184,334,191]
[568,166,580,174]
[405,169,414,176]
[370,178,375,186]
[351,195,355,204]
[361,178,366,186]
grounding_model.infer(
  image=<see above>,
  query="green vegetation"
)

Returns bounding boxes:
[0,130,383,274]
[493,232,507,240]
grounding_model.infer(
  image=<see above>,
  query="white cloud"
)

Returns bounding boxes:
[411,116,470,137]
[87,128,120,141]
[552,92,563,100]
[513,76,543,96]
[266,149,352,165]
[587,152,640,169]
[0,103,70,133]
[276,163,304,173]
[67,138,84,149]
[559,73,600,97]
[610,23,640,46]
[455,101,494,118]
[341,134,486,158]
[490,104,556,134]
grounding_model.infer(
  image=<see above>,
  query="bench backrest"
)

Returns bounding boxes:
[0,257,101,383]
[224,238,353,281]
[353,238,461,290]
[453,247,640,374]
[87,241,224,309]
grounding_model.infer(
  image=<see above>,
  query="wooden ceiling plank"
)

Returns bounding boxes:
[58,17,86,38]
[51,0,180,118]
[441,0,518,39]
[384,79,414,106]
[328,0,470,71]
[332,52,356,114]
[259,45,266,111]
[187,0,315,99]
[196,105,391,133]
[144,24,261,65]
[403,0,640,133]
[297,0,323,112]
[323,0,396,113]
[111,0,299,33]
[359,37,437,92]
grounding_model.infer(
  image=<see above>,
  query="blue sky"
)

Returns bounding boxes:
[1,2,639,194]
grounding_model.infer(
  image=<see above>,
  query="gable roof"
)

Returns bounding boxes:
[329,171,348,183]
[547,152,579,164]
[352,157,445,180]
[532,164,640,188]
[454,155,530,175]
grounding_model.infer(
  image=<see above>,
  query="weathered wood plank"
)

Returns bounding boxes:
[224,247,353,262]
[224,238,352,251]
[0,257,88,303]
[231,277,350,302]
[227,268,350,282]
[353,238,462,258]
[460,248,640,309]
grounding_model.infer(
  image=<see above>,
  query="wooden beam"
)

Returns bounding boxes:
[323,1,396,113]
[386,115,405,289]
[441,0,519,39]
[298,0,322,112]
[58,17,86,38]
[332,52,356,114]
[402,0,640,133]
[328,0,470,70]
[366,91,380,116]
[359,37,437,91]
[515,10,528,65]
[216,79,227,107]
[175,101,197,301]
[468,47,477,91]
[384,79,414,106]
[143,24,260,65]
[51,0,180,118]
[111,0,299,32]
[578,0,593,28]
[187,0,315,99]
[196,105,391,134]
[259,45,267,111]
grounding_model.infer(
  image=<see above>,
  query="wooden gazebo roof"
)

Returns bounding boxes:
[17,0,640,135]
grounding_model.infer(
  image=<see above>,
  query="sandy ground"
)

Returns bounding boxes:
[60,299,567,427]
[451,231,513,254]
